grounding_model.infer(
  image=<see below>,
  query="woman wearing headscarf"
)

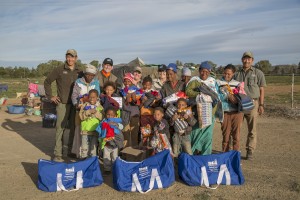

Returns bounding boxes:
[185,61,219,155]
[71,64,101,158]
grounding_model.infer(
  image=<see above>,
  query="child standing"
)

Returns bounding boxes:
[97,107,124,175]
[171,98,197,157]
[79,89,103,158]
[120,73,141,148]
[150,107,172,155]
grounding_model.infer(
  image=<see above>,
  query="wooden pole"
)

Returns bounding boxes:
[291,73,294,109]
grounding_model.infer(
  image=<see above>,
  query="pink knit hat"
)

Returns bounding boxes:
[123,73,135,84]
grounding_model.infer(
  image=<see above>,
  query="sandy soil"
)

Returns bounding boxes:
[0,102,299,200]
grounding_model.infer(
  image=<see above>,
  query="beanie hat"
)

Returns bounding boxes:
[123,73,135,83]
[182,67,191,76]
[84,64,97,75]
[167,63,177,73]
[199,61,212,71]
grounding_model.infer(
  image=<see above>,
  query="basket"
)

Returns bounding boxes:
[7,105,25,114]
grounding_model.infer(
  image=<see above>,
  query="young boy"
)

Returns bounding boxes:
[79,89,103,158]
[171,98,197,157]
[150,107,172,155]
[97,107,124,175]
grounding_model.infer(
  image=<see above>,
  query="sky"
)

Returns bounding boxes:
[0,0,300,68]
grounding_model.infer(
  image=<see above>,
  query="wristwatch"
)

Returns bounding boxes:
[259,104,264,107]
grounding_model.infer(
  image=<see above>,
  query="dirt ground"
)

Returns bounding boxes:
[0,100,300,200]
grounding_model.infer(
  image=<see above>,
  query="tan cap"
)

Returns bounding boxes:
[134,66,142,73]
[66,49,77,57]
[242,51,254,59]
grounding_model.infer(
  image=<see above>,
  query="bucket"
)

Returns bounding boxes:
[7,105,25,114]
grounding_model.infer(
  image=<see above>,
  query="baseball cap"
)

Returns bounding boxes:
[182,67,191,76]
[158,64,167,72]
[167,63,177,73]
[66,49,77,57]
[134,66,142,73]
[242,51,254,59]
[103,58,113,65]
[199,61,212,71]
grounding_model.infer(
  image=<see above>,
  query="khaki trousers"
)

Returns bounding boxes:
[244,100,259,153]
[54,103,76,157]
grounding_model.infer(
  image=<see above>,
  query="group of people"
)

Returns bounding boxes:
[44,49,266,175]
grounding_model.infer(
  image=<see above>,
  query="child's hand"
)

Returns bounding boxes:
[90,109,97,114]
[183,113,189,119]
[172,113,179,121]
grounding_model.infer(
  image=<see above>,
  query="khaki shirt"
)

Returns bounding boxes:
[233,67,266,99]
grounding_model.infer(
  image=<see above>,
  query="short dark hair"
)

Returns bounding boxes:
[177,98,187,105]
[154,107,164,114]
[89,89,99,96]
[103,81,116,90]
[142,75,152,84]
[224,64,236,73]
[105,106,118,115]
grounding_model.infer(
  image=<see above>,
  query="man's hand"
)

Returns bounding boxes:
[258,105,264,115]
[51,96,61,104]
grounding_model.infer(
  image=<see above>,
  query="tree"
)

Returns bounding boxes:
[207,61,217,72]
[90,60,99,68]
[176,60,183,66]
[255,60,271,74]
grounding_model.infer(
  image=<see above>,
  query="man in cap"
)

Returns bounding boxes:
[234,51,266,160]
[133,66,143,88]
[153,64,167,90]
[97,58,118,92]
[44,49,81,161]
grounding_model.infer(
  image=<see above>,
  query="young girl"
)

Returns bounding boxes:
[120,73,141,148]
[79,89,103,158]
[100,81,120,110]
[97,107,124,175]
[171,98,197,157]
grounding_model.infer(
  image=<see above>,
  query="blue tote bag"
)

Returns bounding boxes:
[38,156,103,192]
[113,150,175,193]
[178,150,244,189]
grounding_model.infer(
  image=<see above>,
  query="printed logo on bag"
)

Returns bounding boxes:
[207,159,218,172]
[138,166,150,178]
[64,166,75,181]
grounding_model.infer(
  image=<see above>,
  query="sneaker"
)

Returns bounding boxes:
[53,156,64,162]
[246,151,253,160]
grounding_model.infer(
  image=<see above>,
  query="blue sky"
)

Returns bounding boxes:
[0,0,300,68]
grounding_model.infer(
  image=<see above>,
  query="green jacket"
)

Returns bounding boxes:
[44,63,81,104]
